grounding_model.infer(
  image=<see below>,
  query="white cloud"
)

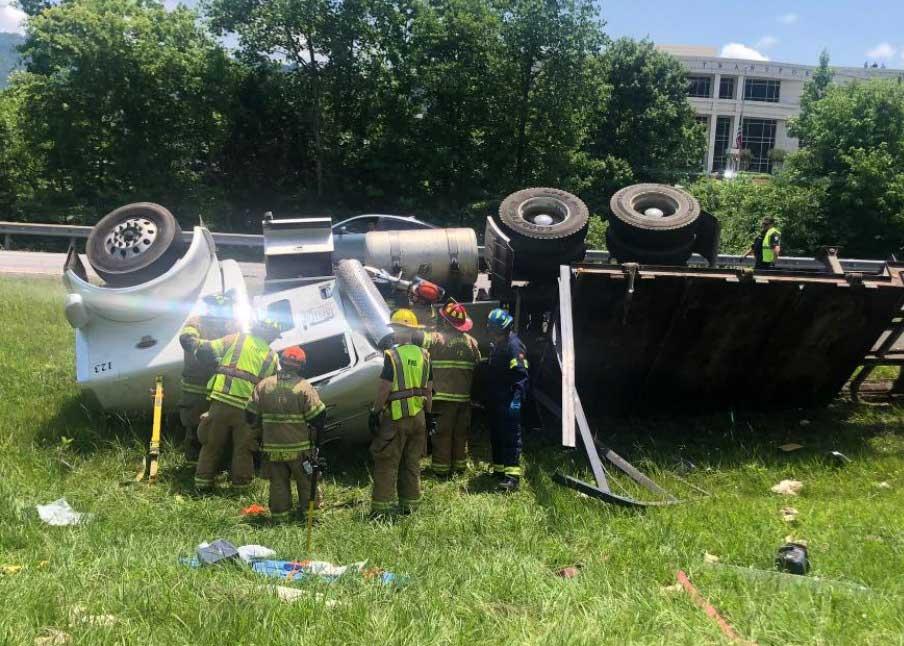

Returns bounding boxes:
[778,13,799,25]
[0,1,26,35]
[866,42,897,59]
[755,35,779,50]
[720,43,769,61]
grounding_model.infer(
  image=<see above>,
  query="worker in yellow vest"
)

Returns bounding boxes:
[247,346,327,522]
[423,302,481,476]
[178,293,235,461]
[193,318,281,492]
[744,217,782,270]
[368,309,435,516]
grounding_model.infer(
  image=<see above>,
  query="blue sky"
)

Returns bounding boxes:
[2,0,903,70]
[600,0,904,69]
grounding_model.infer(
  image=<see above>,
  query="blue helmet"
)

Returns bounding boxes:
[487,308,513,332]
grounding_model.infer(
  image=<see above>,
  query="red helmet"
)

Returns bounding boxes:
[439,302,473,332]
[280,346,307,367]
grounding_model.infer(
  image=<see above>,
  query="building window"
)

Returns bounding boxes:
[712,116,733,172]
[742,118,777,173]
[743,78,780,103]
[687,76,712,98]
[719,76,736,100]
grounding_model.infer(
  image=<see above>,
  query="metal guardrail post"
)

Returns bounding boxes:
[3,234,10,250]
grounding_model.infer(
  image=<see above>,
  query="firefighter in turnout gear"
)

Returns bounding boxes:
[486,308,529,493]
[247,346,327,523]
[193,317,281,491]
[178,294,235,461]
[422,302,481,476]
[368,308,434,516]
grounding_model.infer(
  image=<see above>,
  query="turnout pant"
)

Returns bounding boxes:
[195,400,256,489]
[178,392,209,451]
[489,401,522,478]
[371,411,426,513]
[431,400,471,474]
[266,455,320,521]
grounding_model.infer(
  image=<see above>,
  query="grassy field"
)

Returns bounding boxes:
[2,276,904,645]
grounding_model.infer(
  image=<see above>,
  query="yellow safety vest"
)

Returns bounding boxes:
[385,344,430,421]
[207,333,278,409]
[761,227,780,263]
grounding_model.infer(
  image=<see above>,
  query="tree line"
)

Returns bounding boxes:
[0,0,704,233]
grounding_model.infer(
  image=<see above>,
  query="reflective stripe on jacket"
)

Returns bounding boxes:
[761,227,781,263]
[386,344,430,421]
[249,371,326,461]
[427,332,481,402]
[179,315,228,396]
[205,333,278,409]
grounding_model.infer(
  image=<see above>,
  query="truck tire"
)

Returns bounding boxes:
[86,202,184,287]
[606,227,695,266]
[498,187,589,251]
[608,184,700,251]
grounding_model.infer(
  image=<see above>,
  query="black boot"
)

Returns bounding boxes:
[497,476,520,493]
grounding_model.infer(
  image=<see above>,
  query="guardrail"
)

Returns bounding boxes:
[0,221,263,249]
[0,220,890,273]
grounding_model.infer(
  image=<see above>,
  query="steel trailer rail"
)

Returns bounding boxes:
[0,220,892,272]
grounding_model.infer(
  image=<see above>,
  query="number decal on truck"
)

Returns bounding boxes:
[94,361,113,374]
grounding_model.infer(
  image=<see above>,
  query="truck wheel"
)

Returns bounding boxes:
[499,187,589,251]
[606,227,694,266]
[86,202,184,286]
[608,184,700,250]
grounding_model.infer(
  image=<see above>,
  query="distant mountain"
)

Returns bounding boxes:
[0,32,25,89]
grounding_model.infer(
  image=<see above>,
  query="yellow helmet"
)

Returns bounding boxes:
[390,308,422,328]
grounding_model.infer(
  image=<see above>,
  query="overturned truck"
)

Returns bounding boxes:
[61,185,904,465]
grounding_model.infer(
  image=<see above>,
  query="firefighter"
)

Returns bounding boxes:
[193,317,281,492]
[423,302,481,476]
[485,308,529,493]
[743,217,782,270]
[178,294,235,461]
[247,346,327,523]
[368,308,435,516]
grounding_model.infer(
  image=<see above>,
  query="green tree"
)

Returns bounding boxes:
[785,79,904,255]
[791,49,834,147]
[14,0,236,224]
[584,38,706,204]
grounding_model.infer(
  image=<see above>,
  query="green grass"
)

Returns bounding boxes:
[2,276,904,645]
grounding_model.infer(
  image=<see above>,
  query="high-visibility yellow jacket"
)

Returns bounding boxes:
[424,331,481,403]
[248,372,326,461]
[179,315,231,397]
[384,344,431,421]
[199,333,278,410]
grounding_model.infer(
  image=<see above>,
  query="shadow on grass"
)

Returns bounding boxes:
[33,392,162,454]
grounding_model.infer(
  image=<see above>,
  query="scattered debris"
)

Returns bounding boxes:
[1,564,23,575]
[660,583,684,594]
[34,629,71,646]
[776,543,810,575]
[237,544,276,563]
[197,540,240,566]
[555,566,581,579]
[780,507,799,523]
[826,451,851,465]
[704,561,870,593]
[251,560,367,582]
[778,443,804,452]
[36,498,93,526]
[771,480,803,496]
[799,420,811,427]
[704,552,721,565]
[69,607,119,627]
[865,535,884,543]
[875,481,893,489]
[262,585,340,606]
[241,503,268,517]
[675,571,756,645]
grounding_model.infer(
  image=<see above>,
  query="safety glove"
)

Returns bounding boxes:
[425,412,438,437]
[509,390,522,413]
[368,409,381,437]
